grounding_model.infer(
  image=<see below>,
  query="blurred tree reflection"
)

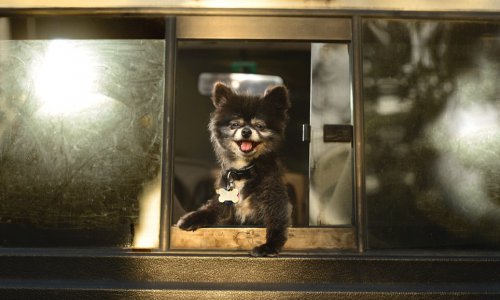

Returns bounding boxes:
[364,20,500,249]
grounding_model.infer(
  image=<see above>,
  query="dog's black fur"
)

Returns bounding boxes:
[177,82,292,257]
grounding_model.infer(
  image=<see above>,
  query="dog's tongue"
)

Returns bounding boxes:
[240,141,253,152]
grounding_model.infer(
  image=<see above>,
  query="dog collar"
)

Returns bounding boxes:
[225,164,255,181]
[222,164,254,191]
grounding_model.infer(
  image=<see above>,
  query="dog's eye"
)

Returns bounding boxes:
[255,123,266,130]
[230,122,240,129]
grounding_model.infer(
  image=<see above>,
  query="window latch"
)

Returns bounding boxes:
[302,124,311,142]
[323,124,353,144]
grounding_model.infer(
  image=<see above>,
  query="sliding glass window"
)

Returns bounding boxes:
[363,19,500,250]
[0,17,165,248]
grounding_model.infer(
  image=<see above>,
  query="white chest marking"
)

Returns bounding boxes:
[234,196,254,224]
[233,179,245,191]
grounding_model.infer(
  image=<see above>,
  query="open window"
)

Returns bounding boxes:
[170,16,358,252]
[0,16,359,252]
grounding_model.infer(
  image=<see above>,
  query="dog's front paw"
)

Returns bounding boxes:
[176,212,203,231]
[250,244,280,257]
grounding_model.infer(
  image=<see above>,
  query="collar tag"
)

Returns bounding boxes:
[216,187,240,204]
[226,171,235,191]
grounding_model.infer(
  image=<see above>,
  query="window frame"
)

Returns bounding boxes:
[165,15,362,253]
[0,7,500,298]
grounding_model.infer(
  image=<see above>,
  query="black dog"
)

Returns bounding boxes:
[177,82,292,257]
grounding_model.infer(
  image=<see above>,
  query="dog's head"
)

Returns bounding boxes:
[209,82,290,163]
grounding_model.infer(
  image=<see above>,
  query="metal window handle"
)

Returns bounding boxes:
[323,124,353,143]
[301,124,353,144]
[302,124,311,142]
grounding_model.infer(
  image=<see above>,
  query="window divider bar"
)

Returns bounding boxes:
[160,16,177,252]
[352,15,367,253]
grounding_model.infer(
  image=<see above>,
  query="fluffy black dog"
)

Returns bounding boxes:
[177,82,292,257]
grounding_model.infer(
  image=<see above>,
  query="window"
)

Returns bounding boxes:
[1,14,498,255]
[0,17,165,248]
[0,16,358,252]
[170,16,357,252]
[0,9,499,299]
[363,19,500,250]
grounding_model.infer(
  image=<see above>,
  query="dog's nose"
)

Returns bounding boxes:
[241,127,252,139]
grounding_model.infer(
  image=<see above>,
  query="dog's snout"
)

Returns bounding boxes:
[241,127,252,139]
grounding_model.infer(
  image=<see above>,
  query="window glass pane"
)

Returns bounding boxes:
[0,39,165,247]
[363,19,500,249]
[309,43,352,226]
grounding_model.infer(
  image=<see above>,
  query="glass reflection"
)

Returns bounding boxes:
[0,40,165,247]
[309,43,352,226]
[364,20,500,249]
[33,40,103,116]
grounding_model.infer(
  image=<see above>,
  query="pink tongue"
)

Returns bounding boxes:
[240,141,253,152]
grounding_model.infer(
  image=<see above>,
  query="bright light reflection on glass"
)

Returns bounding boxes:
[455,103,499,139]
[133,172,161,249]
[198,73,283,95]
[32,40,104,116]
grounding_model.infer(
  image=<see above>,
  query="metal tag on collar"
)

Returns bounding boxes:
[216,187,240,205]
[226,170,235,191]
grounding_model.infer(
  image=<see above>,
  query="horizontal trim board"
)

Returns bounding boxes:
[176,16,352,41]
[1,8,500,20]
[0,1,499,13]
[2,254,500,284]
[2,280,500,300]
[170,227,356,250]
[3,289,499,300]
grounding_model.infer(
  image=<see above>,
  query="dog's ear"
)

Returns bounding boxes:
[263,85,291,111]
[211,82,233,107]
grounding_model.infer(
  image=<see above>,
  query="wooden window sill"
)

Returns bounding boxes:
[170,226,356,251]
